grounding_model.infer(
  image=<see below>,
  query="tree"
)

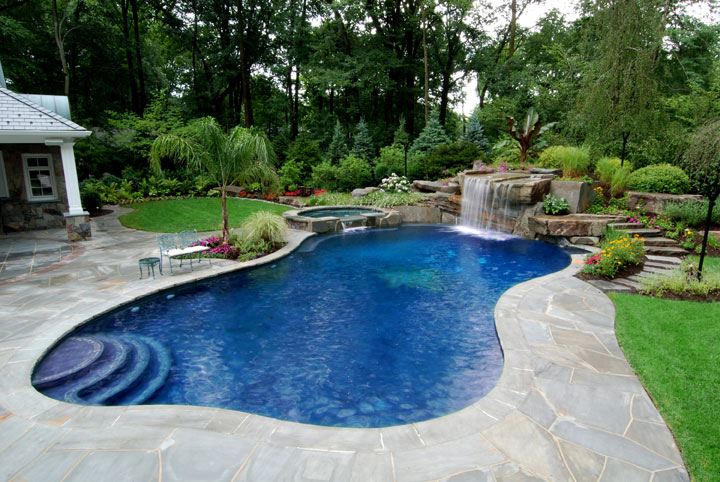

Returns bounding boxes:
[393,116,411,176]
[50,0,78,97]
[351,119,374,161]
[150,117,278,242]
[327,120,348,163]
[409,111,450,157]
[683,119,720,280]
[464,112,490,152]
[576,0,664,164]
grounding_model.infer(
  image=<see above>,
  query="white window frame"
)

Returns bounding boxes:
[22,153,58,202]
[0,152,8,199]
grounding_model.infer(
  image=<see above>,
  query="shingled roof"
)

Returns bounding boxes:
[0,87,87,133]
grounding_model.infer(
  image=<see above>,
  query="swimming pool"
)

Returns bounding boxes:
[33,226,570,427]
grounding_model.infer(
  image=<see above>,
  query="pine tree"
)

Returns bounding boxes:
[393,115,410,148]
[351,119,375,161]
[409,111,450,157]
[463,112,489,152]
[327,120,348,163]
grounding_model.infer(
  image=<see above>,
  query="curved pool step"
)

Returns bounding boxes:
[114,337,172,405]
[78,335,152,405]
[63,336,131,404]
[32,336,105,389]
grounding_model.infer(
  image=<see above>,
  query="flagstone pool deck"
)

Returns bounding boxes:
[0,208,688,481]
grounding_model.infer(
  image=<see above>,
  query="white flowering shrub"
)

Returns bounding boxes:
[380,173,411,193]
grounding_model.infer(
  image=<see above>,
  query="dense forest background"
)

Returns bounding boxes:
[1,0,719,188]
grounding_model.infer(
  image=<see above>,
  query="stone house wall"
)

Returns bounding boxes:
[0,144,68,231]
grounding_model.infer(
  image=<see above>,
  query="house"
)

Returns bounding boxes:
[0,63,92,240]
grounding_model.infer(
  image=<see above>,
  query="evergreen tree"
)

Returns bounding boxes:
[393,115,410,148]
[463,113,489,152]
[327,120,348,163]
[409,111,450,157]
[351,119,375,161]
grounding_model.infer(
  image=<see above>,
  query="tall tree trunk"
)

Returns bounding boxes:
[121,0,138,113]
[130,0,146,111]
[220,187,229,243]
[291,65,300,138]
[51,0,70,97]
[439,68,451,126]
[620,131,630,166]
[508,0,517,58]
[422,6,429,123]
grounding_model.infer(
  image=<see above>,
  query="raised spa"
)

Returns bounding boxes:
[33,226,570,427]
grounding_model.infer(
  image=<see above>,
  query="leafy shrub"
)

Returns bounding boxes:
[375,145,406,180]
[582,230,645,279]
[610,167,633,197]
[305,192,354,206]
[278,159,304,191]
[538,146,591,177]
[236,211,287,248]
[285,134,326,179]
[336,155,372,191]
[421,141,482,179]
[543,194,570,215]
[80,186,103,215]
[380,173,411,193]
[663,200,720,227]
[595,157,633,184]
[490,137,521,166]
[310,160,339,191]
[627,163,691,194]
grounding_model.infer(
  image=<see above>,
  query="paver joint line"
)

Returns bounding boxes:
[0,207,688,481]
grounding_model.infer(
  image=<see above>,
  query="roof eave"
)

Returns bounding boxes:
[0,130,92,144]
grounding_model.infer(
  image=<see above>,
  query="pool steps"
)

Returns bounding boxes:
[33,334,171,406]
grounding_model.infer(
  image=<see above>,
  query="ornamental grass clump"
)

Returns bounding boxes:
[641,259,720,299]
[238,211,288,248]
[582,230,645,279]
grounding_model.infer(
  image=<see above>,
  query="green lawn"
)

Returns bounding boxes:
[612,277,720,481]
[119,197,290,233]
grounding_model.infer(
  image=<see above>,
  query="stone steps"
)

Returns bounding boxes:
[643,237,680,247]
[608,222,644,230]
[644,245,688,256]
[617,228,663,237]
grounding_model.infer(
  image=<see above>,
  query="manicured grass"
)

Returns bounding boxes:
[612,288,720,481]
[119,197,290,233]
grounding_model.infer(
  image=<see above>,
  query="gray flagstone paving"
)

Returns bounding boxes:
[0,207,688,481]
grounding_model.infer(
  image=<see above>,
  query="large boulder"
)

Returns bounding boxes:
[627,191,703,214]
[549,180,594,214]
[530,167,562,176]
[412,180,460,194]
[351,187,379,198]
[528,214,625,237]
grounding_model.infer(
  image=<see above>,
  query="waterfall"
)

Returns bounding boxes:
[460,176,514,233]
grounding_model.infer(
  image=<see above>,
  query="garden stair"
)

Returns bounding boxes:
[33,334,171,406]
[608,222,688,257]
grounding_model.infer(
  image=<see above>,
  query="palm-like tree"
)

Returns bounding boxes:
[150,117,278,243]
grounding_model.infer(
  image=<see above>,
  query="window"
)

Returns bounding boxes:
[0,152,8,198]
[23,154,57,202]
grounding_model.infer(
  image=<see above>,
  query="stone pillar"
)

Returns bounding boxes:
[58,141,91,241]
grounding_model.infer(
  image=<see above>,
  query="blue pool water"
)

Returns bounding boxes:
[34,226,570,427]
[300,208,380,218]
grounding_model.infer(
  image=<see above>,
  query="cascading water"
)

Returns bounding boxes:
[460,176,515,233]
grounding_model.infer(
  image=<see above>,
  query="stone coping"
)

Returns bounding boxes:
[0,226,688,481]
